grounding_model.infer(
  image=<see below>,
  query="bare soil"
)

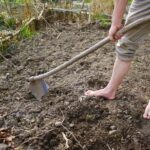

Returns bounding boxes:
[0,23,150,150]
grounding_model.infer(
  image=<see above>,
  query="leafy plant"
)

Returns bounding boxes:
[84,0,92,3]
[128,0,132,4]
[0,14,5,27]
[93,13,111,28]
[20,25,35,38]
[4,17,16,29]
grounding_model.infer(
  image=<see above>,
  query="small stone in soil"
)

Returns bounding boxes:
[55,121,62,127]
[5,73,11,80]
[109,130,117,135]
[110,125,116,130]
[69,123,74,128]
[64,101,69,106]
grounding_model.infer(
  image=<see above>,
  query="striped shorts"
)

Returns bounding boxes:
[116,0,150,61]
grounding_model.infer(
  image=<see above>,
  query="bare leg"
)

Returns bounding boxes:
[85,57,131,99]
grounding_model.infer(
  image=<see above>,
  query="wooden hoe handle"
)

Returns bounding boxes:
[28,16,150,81]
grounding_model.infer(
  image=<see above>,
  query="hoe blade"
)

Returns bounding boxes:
[29,79,49,100]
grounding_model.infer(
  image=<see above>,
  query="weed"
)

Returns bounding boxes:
[93,13,111,28]
[20,25,35,39]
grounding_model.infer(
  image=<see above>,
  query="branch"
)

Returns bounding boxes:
[62,132,70,149]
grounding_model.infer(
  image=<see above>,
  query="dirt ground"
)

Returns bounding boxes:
[0,23,150,150]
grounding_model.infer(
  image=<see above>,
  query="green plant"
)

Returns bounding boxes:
[1,0,25,4]
[84,0,92,3]
[20,25,35,38]
[128,0,132,4]
[4,17,16,28]
[93,13,111,28]
[0,15,5,27]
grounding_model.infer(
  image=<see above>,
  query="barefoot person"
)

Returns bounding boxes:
[85,0,150,119]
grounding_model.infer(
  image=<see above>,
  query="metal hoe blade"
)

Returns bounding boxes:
[29,79,49,100]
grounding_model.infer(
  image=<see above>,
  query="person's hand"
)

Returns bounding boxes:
[109,24,122,42]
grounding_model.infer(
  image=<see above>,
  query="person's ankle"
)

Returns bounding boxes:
[105,85,117,93]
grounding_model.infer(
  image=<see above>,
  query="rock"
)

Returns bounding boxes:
[110,125,116,130]
[109,130,117,135]
[64,101,69,106]
[79,96,86,102]
[5,73,10,80]
[69,123,74,128]
[0,143,9,150]
[117,109,122,114]
[27,57,33,62]
[55,121,62,127]
[127,116,132,123]
[17,66,24,73]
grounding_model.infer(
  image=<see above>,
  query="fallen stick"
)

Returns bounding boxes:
[56,33,62,39]
[61,124,87,150]
[62,132,70,149]
[55,109,86,150]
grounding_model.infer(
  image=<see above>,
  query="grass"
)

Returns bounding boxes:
[84,0,92,3]
[1,0,27,4]
[20,25,35,39]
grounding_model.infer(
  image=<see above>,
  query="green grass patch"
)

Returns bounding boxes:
[84,0,92,3]
[93,13,111,28]
[20,25,36,39]
[1,0,25,4]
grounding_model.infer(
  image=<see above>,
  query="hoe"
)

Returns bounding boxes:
[28,17,150,100]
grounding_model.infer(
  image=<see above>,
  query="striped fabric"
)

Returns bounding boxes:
[116,0,150,61]
[126,0,150,24]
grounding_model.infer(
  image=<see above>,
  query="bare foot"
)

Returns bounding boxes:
[84,87,116,100]
[143,100,150,119]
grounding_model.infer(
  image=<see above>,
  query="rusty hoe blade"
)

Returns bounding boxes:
[29,79,49,100]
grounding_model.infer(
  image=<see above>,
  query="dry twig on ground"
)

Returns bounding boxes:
[58,109,87,150]
[62,132,70,149]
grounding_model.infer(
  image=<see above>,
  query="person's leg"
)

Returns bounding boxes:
[85,22,150,120]
[85,57,131,99]
[85,24,145,99]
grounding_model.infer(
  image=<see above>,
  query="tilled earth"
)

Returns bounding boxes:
[0,23,150,150]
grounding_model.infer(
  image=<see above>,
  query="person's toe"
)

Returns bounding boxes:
[143,108,150,119]
[148,111,150,119]
[85,90,94,96]
[143,110,148,119]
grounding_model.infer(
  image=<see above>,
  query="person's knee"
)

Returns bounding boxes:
[115,37,139,61]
